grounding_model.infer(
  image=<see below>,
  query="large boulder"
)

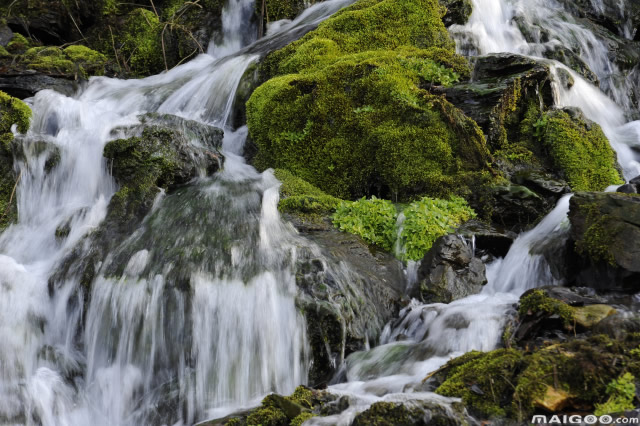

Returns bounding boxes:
[293,222,405,385]
[413,234,486,304]
[568,192,640,290]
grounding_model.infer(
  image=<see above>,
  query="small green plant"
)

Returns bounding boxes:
[401,57,460,86]
[398,196,475,261]
[332,197,398,251]
[594,373,636,416]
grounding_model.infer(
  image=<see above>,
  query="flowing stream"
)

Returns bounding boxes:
[1,0,639,424]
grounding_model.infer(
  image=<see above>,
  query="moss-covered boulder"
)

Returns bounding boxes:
[433,332,640,421]
[568,192,640,290]
[351,400,470,425]
[274,168,341,218]
[0,90,31,230]
[538,108,624,192]
[247,0,494,201]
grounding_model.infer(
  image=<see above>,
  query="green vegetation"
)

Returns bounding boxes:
[574,202,619,265]
[594,373,636,416]
[539,110,624,192]
[518,289,576,327]
[274,168,341,216]
[118,8,164,77]
[399,195,475,261]
[332,195,475,260]
[17,45,107,77]
[332,197,397,251]
[435,333,640,421]
[248,0,493,201]
[0,91,31,230]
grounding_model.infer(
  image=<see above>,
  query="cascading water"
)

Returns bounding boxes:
[0,0,354,424]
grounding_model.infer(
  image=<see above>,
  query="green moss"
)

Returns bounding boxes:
[102,126,182,226]
[274,169,341,216]
[398,195,475,261]
[518,289,576,327]
[285,386,314,409]
[595,373,637,416]
[540,110,624,192]
[258,0,309,22]
[119,8,164,76]
[436,349,525,418]
[6,33,30,54]
[436,334,640,421]
[574,202,619,265]
[245,405,288,426]
[0,91,31,230]
[247,0,492,200]
[63,45,108,76]
[290,412,316,426]
[0,90,32,135]
[0,45,9,58]
[332,196,397,251]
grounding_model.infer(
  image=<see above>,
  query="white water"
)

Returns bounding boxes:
[0,1,354,424]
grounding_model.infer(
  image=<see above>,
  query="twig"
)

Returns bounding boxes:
[161,24,169,71]
[108,25,123,71]
[149,0,159,17]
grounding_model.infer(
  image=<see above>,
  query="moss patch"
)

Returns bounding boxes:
[274,168,341,217]
[539,110,624,192]
[518,289,576,327]
[0,91,32,230]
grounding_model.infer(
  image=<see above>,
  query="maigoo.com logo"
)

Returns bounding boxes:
[532,414,639,424]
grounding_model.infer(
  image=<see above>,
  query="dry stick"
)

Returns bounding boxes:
[161,24,169,71]
[0,170,22,224]
[149,0,159,17]
[108,25,123,71]
[173,48,199,67]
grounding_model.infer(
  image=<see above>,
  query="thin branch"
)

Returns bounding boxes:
[108,25,123,71]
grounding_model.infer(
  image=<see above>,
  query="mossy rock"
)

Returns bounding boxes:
[352,400,469,425]
[439,0,473,27]
[15,45,107,77]
[538,108,624,192]
[568,192,640,290]
[247,0,494,201]
[434,333,640,421]
[0,90,31,230]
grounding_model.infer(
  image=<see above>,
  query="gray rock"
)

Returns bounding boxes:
[456,220,517,258]
[414,234,487,304]
[0,24,13,47]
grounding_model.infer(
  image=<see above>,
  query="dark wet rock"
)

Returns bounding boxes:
[0,73,76,99]
[543,46,599,84]
[352,400,471,426]
[512,170,571,197]
[594,312,640,339]
[618,183,637,194]
[488,184,550,232]
[567,192,640,291]
[456,220,517,258]
[293,222,404,385]
[413,234,486,304]
[435,54,553,140]
[559,0,640,41]
[439,0,473,27]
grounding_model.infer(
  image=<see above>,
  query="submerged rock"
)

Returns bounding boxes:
[568,192,640,290]
[414,234,486,304]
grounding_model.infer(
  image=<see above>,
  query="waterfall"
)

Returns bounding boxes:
[0,0,354,424]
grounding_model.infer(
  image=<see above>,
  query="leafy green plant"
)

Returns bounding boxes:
[332,197,398,251]
[594,373,636,416]
[398,196,475,261]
